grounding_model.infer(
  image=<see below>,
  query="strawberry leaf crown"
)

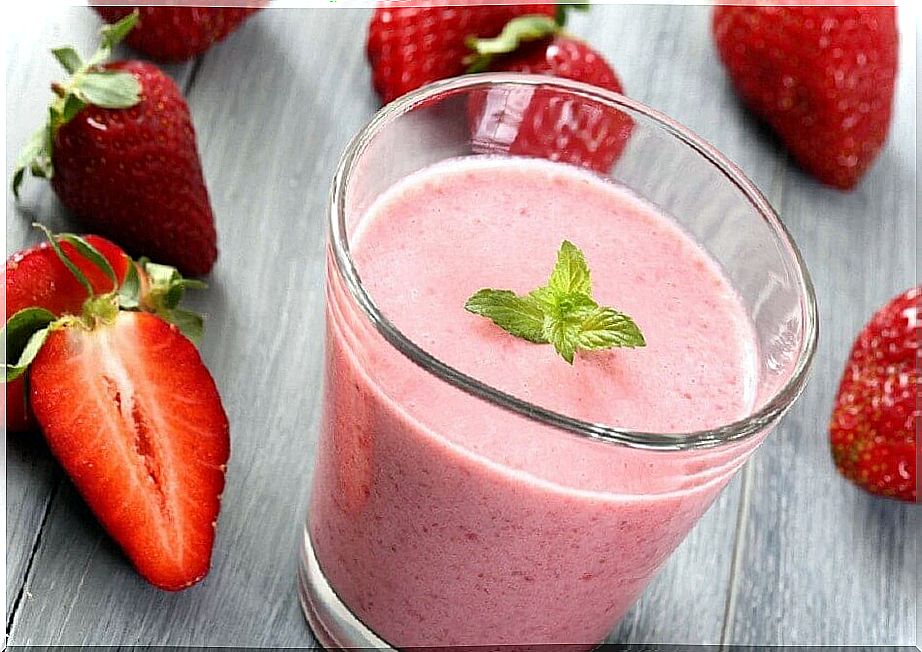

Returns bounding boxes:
[464,3,589,73]
[12,11,141,199]
[3,225,206,383]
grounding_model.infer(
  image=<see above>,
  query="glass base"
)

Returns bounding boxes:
[298,525,393,650]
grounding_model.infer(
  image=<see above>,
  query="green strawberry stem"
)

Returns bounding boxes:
[11,11,141,198]
[555,2,590,27]
[465,15,562,73]
[2,225,208,383]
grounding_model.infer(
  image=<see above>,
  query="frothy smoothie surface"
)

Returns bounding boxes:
[352,157,758,435]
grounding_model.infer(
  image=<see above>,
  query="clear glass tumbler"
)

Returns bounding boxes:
[299,74,818,650]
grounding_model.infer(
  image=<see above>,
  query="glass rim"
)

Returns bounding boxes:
[328,73,819,452]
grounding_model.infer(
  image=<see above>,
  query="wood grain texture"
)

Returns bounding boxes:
[5,4,917,648]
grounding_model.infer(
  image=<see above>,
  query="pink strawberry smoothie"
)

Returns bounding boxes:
[309,157,762,648]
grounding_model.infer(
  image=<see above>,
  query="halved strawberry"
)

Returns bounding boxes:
[4,228,228,589]
[29,311,229,589]
[5,235,129,433]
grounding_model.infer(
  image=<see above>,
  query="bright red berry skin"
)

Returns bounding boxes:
[471,35,632,174]
[713,5,898,190]
[51,61,217,277]
[4,236,129,433]
[30,311,230,590]
[367,0,556,103]
[830,287,919,502]
[94,5,261,63]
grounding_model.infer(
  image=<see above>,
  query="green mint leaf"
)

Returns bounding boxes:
[541,292,597,364]
[465,289,548,344]
[51,47,83,74]
[576,306,646,350]
[465,240,645,365]
[3,308,57,382]
[465,15,561,73]
[545,318,578,364]
[547,240,592,296]
[76,71,141,109]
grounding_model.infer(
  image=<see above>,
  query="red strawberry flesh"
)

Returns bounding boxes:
[29,311,230,589]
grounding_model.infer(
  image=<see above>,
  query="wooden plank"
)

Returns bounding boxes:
[3,5,194,626]
[725,10,918,645]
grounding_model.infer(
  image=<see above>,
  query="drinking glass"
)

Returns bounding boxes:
[299,74,818,650]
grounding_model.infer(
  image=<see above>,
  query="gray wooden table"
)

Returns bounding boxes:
[4,5,919,648]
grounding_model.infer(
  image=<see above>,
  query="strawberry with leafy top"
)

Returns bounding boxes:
[93,4,262,63]
[466,14,631,174]
[5,235,129,433]
[713,5,898,190]
[4,227,229,590]
[366,0,558,103]
[13,13,218,276]
[830,287,919,502]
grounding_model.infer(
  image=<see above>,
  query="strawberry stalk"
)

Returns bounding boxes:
[555,2,589,27]
[12,11,141,198]
[3,225,206,382]
[465,14,563,73]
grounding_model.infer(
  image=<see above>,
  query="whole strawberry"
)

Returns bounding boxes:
[713,5,898,190]
[4,228,228,590]
[367,0,557,103]
[830,287,919,502]
[13,13,218,276]
[467,15,631,174]
[93,4,261,63]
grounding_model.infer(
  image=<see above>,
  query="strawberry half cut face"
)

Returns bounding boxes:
[30,311,230,590]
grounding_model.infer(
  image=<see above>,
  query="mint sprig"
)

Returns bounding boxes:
[465,240,645,364]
